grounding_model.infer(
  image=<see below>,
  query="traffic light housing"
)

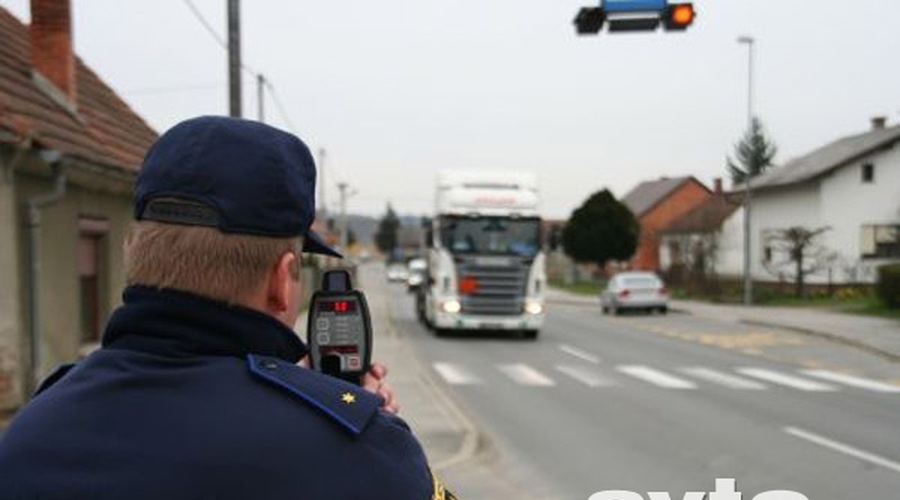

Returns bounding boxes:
[574,1,696,35]
[663,2,695,31]
[574,7,606,35]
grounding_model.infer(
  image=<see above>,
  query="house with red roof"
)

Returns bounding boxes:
[658,189,743,289]
[0,1,157,410]
[621,176,711,272]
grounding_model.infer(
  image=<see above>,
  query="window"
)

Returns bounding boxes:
[440,215,541,257]
[861,163,874,183]
[78,217,109,344]
[861,224,900,258]
[761,229,777,263]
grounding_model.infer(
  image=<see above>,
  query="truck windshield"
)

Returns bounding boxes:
[440,216,540,257]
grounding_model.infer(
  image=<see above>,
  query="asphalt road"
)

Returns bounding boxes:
[381,277,900,500]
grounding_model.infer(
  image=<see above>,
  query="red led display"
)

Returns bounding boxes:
[318,300,357,314]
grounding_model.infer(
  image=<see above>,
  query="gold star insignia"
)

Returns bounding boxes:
[341,392,356,404]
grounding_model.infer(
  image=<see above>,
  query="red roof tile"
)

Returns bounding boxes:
[622,176,701,217]
[0,7,157,172]
[660,193,742,234]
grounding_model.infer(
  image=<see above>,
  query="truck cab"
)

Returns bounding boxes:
[423,171,546,338]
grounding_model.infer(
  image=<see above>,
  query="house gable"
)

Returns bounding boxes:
[744,121,900,194]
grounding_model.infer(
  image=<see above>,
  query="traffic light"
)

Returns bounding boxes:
[573,1,696,35]
[663,2,695,31]
[574,7,606,35]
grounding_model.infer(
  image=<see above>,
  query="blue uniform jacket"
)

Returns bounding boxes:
[0,286,435,499]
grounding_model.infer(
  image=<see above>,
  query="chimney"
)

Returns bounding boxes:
[30,0,76,105]
[713,177,723,195]
[871,116,887,130]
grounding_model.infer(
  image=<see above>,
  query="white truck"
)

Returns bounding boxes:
[421,171,546,338]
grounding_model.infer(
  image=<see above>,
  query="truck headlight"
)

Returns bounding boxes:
[442,300,461,314]
[525,301,543,315]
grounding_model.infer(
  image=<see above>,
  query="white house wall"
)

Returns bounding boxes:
[750,183,822,280]
[717,206,745,278]
[820,143,900,282]
[715,143,900,285]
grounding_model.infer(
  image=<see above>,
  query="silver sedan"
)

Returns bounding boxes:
[600,272,669,315]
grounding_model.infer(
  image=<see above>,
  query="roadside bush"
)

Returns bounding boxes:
[876,263,900,309]
[833,287,862,300]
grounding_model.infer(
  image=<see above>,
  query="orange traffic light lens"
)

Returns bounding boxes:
[671,4,694,25]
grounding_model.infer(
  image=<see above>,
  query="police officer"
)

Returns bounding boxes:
[0,116,456,499]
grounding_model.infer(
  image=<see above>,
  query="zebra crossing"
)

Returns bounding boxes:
[430,360,900,395]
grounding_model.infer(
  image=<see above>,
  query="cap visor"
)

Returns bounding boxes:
[303,229,343,258]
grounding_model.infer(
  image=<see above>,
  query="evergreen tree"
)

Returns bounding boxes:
[727,117,778,184]
[374,204,400,258]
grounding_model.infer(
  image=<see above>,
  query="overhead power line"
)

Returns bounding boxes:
[183,0,226,48]
[181,0,304,134]
[182,0,256,77]
[124,82,225,96]
[180,0,301,135]
[263,79,297,134]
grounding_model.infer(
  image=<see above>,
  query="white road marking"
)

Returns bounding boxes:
[800,370,900,393]
[784,426,900,474]
[555,365,614,387]
[680,367,767,390]
[498,364,556,387]
[617,365,698,389]
[433,362,482,385]
[559,344,601,364]
[737,368,837,392]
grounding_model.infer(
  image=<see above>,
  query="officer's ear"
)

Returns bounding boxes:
[266,251,297,314]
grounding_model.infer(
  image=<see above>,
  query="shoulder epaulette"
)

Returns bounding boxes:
[247,354,381,435]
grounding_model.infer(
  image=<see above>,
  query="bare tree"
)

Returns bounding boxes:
[667,233,721,291]
[762,226,831,297]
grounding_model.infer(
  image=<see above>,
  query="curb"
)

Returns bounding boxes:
[384,301,482,471]
[740,319,900,364]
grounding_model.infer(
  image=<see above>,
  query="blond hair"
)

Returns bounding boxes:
[125,221,301,304]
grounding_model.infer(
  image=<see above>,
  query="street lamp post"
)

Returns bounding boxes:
[737,35,754,306]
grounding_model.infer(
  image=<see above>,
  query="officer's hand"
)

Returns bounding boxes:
[362,362,400,414]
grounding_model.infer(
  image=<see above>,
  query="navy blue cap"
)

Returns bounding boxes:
[135,116,340,258]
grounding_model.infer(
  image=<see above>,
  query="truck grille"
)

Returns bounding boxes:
[455,257,531,316]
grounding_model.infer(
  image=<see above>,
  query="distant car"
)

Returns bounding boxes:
[406,258,428,292]
[601,272,669,315]
[385,262,409,283]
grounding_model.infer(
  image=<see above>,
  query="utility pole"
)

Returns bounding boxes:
[738,35,755,306]
[256,73,265,122]
[227,0,241,117]
[337,182,355,251]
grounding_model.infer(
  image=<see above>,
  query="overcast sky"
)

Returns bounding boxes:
[4,1,899,218]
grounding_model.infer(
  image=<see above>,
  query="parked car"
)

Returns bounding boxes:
[601,272,669,315]
[385,262,409,283]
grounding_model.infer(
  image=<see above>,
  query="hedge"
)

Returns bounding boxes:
[876,263,900,309]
